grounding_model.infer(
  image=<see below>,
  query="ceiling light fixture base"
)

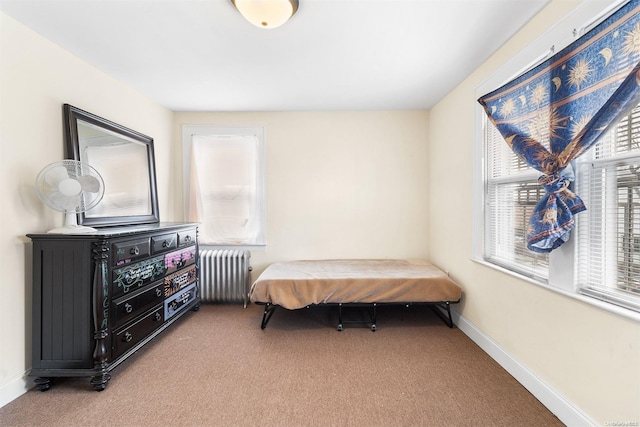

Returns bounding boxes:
[231,0,299,29]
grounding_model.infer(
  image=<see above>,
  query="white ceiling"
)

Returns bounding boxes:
[1,0,549,111]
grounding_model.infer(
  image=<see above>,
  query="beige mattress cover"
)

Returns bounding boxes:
[249,259,462,310]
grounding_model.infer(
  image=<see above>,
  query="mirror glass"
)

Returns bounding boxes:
[64,104,160,227]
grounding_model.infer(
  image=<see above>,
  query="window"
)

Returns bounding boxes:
[474,0,640,318]
[481,102,640,314]
[182,125,265,247]
[484,116,549,282]
[576,104,640,311]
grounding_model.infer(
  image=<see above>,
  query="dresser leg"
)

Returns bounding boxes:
[34,377,51,391]
[90,373,111,391]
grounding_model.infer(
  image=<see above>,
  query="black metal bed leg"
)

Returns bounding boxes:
[337,303,376,331]
[430,302,454,328]
[370,303,377,332]
[260,303,278,329]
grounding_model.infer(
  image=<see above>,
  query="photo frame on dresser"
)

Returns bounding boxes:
[63,104,160,227]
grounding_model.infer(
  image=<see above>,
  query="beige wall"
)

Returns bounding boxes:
[427,0,640,424]
[0,12,174,406]
[174,111,431,276]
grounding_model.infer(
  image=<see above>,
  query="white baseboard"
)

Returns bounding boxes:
[451,309,597,427]
[0,371,30,409]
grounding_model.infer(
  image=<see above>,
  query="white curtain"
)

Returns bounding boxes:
[188,134,264,245]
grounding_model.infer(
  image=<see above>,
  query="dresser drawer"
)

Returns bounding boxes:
[164,282,198,320]
[112,282,164,328]
[151,233,177,254]
[112,305,164,360]
[164,246,197,275]
[164,264,197,297]
[112,238,150,266]
[178,229,196,247]
[112,255,165,299]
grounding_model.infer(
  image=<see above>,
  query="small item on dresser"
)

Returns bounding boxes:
[34,160,105,234]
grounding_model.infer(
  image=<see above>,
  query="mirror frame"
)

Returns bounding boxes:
[63,104,160,228]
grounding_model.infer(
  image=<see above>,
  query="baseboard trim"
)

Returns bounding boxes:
[451,309,597,427]
[0,371,30,409]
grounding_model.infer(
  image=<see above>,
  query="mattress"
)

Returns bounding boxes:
[249,259,462,310]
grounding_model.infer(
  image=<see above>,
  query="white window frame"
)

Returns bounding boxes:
[182,125,266,249]
[473,0,640,322]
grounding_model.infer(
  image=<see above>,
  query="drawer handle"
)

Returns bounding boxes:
[162,240,168,248]
[154,312,162,322]
[156,288,162,297]
[184,235,192,243]
[123,332,133,343]
[130,246,140,256]
[125,303,133,313]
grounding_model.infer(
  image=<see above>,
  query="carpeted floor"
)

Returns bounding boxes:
[0,303,563,426]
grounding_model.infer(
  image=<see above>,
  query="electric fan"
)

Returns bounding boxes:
[35,160,105,233]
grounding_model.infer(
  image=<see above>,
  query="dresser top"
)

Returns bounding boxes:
[27,222,198,240]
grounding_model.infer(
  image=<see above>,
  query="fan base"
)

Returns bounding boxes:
[47,225,97,234]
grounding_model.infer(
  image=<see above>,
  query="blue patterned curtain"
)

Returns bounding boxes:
[478,0,640,253]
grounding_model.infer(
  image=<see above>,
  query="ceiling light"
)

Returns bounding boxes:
[231,0,299,29]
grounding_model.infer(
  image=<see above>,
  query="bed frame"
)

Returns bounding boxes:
[257,300,457,331]
[250,259,462,331]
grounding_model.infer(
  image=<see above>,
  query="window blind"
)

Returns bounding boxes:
[484,118,549,281]
[576,104,640,312]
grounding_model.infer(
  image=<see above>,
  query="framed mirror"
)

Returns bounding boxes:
[63,104,160,227]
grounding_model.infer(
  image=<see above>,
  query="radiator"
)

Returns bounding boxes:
[199,249,252,306]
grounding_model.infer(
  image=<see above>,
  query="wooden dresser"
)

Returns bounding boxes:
[27,222,200,391]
